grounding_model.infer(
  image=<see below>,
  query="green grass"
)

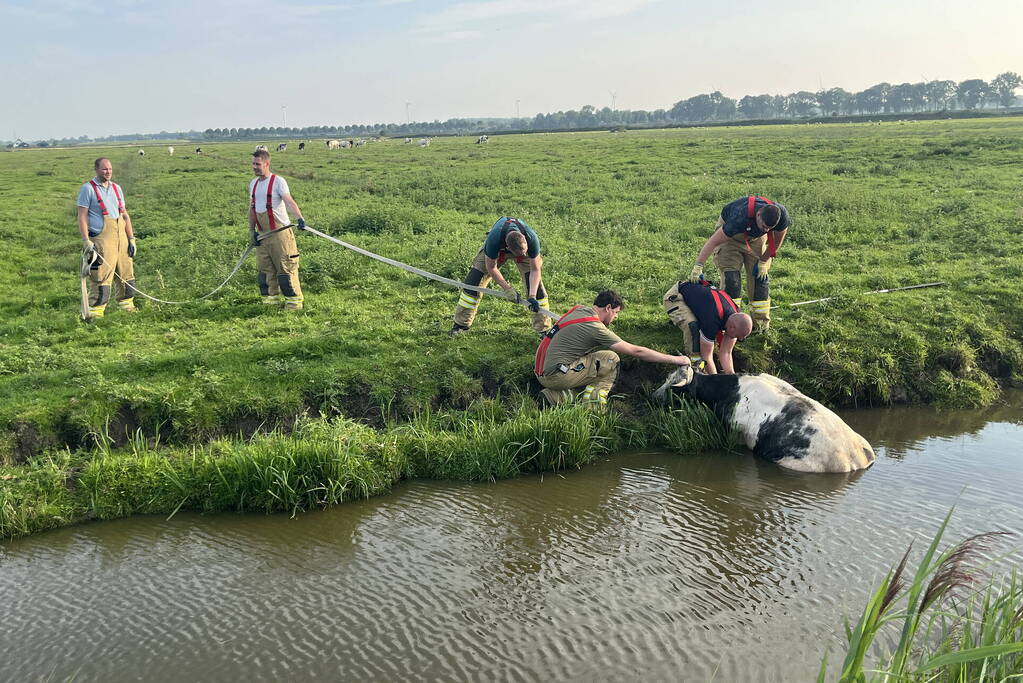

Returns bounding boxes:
[822,510,1023,682]
[3,121,1023,457]
[3,119,1023,535]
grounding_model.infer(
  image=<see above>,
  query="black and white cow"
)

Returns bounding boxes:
[298,142,305,151]
[276,143,287,152]
[654,369,875,473]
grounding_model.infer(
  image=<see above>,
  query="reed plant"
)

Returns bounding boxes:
[821,510,1023,682]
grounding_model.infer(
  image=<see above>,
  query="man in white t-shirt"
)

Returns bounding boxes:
[249,149,308,310]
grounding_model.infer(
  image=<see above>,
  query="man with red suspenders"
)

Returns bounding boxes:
[688,195,791,330]
[249,149,308,310]
[76,157,137,320]
[535,290,690,408]
[663,280,753,375]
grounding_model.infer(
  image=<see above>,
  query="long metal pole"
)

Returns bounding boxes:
[774,282,946,309]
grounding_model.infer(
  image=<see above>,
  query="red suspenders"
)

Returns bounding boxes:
[250,174,278,231]
[744,195,780,257]
[89,180,124,217]
[534,305,601,375]
[709,288,738,345]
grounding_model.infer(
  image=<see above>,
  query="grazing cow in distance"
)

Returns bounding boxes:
[404,137,413,144]
[195,147,203,155]
[255,144,269,153]
[138,149,145,156]
[277,143,287,152]
[354,138,366,147]
[298,142,305,151]
[654,369,876,473]
[476,134,489,144]
[167,146,174,155]
[418,138,430,147]
[326,139,341,149]
[339,140,352,149]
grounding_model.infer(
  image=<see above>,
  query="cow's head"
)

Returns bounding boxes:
[653,365,695,404]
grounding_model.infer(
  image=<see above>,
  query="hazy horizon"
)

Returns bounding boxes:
[3,0,1020,141]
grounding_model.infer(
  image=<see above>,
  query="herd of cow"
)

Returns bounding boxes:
[137,136,450,157]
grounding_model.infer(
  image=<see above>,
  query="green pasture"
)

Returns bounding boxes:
[2,119,1023,461]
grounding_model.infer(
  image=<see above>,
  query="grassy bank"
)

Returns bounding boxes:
[0,400,734,539]
[2,119,1023,535]
[3,119,1023,462]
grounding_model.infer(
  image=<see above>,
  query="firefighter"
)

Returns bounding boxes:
[76,157,137,320]
[450,216,550,336]
[662,280,752,375]
[688,196,791,330]
[535,290,690,408]
[249,149,308,310]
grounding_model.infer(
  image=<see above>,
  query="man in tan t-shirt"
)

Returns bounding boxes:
[534,290,691,408]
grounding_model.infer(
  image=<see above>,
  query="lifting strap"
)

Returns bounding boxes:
[89,180,125,217]
[251,174,278,231]
[534,305,601,375]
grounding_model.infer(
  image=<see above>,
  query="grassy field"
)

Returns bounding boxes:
[2,119,1023,535]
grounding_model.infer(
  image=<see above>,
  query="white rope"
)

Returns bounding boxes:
[772,282,946,309]
[299,224,559,320]
[83,242,254,305]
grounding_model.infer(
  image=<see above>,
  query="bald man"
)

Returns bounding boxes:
[663,280,752,375]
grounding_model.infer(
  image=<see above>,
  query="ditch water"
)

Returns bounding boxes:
[2,393,1022,682]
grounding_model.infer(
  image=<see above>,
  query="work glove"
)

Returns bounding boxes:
[688,261,705,283]
[296,217,306,230]
[753,258,772,282]
[506,289,522,304]
[81,238,95,254]
[250,230,260,248]
[527,297,540,313]
[127,238,137,258]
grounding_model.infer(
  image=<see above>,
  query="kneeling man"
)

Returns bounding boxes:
[535,290,690,408]
[662,280,752,374]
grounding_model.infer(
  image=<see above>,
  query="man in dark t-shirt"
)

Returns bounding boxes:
[687,196,791,330]
[535,290,690,408]
[451,216,551,336]
[662,281,753,375]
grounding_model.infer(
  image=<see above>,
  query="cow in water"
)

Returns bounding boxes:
[654,369,876,473]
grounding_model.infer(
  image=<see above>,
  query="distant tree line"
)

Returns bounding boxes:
[5,72,1021,148]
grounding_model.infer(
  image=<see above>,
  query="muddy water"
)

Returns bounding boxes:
[2,394,1022,682]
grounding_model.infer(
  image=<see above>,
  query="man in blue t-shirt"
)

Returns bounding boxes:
[76,157,138,320]
[662,280,752,374]
[687,196,791,330]
[450,216,551,336]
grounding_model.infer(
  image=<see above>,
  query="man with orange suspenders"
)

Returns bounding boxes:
[249,149,308,310]
[76,157,137,320]
[688,195,791,330]
[534,290,690,408]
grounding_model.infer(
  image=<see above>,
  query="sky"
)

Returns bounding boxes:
[1,0,1020,141]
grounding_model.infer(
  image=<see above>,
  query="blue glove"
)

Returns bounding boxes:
[297,217,306,229]
[127,238,137,258]
[527,297,540,313]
